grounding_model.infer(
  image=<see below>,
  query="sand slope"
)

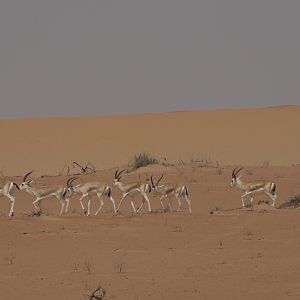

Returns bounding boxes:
[0,105,300,299]
[0,105,299,176]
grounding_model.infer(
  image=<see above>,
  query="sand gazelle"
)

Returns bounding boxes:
[65,178,117,216]
[0,179,19,217]
[114,169,152,214]
[19,171,76,215]
[150,174,192,213]
[230,167,277,207]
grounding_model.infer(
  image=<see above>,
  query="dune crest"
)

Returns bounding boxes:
[0,105,299,175]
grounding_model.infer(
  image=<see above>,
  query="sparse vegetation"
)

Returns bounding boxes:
[246,169,253,176]
[217,241,224,249]
[58,164,70,176]
[279,195,300,209]
[115,260,125,273]
[178,155,220,168]
[257,199,270,206]
[4,253,15,265]
[85,285,106,300]
[73,161,96,174]
[243,228,254,240]
[172,225,183,232]
[84,260,92,274]
[216,168,223,176]
[209,207,221,215]
[262,160,270,168]
[129,152,158,170]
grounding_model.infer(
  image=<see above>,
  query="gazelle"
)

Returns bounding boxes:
[19,171,76,215]
[150,174,192,213]
[230,167,277,207]
[0,179,19,217]
[65,178,117,216]
[113,169,152,214]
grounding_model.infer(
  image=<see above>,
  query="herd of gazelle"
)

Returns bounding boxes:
[0,167,277,217]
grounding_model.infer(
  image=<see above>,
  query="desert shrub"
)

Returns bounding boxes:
[279,195,300,209]
[216,168,223,175]
[262,160,270,168]
[86,285,106,300]
[129,152,158,169]
[246,169,253,176]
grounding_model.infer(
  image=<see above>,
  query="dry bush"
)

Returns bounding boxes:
[246,169,253,176]
[257,199,270,205]
[85,285,106,300]
[279,195,300,209]
[262,160,270,168]
[216,168,223,176]
[58,164,70,176]
[73,161,96,174]
[84,260,92,274]
[128,152,158,170]
[4,253,15,265]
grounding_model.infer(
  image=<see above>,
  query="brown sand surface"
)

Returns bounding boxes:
[0,105,299,176]
[1,106,300,299]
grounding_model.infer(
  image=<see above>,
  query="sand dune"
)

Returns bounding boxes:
[0,105,299,176]
[0,106,300,299]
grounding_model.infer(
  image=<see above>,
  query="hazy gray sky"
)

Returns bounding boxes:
[0,0,299,118]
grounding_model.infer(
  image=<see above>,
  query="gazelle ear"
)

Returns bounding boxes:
[237,174,242,179]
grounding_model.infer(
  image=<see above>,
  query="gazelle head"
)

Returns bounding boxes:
[113,169,126,186]
[63,177,79,198]
[19,171,34,190]
[150,174,164,190]
[230,167,243,187]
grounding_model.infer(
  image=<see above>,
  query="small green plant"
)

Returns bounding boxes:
[129,152,158,169]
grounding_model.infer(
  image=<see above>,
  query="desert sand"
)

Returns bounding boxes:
[0,105,299,176]
[1,106,300,300]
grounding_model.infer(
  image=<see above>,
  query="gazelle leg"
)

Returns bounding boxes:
[160,195,168,211]
[160,197,165,210]
[249,194,254,208]
[241,195,246,207]
[130,199,137,213]
[95,195,104,216]
[59,199,66,216]
[181,187,191,213]
[241,194,248,207]
[65,198,70,213]
[137,196,145,213]
[176,196,182,212]
[79,193,88,214]
[241,192,252,208]
[33,197,42,211]
[143,193,152,212]
[185,196,192,214]
[7,195,15,217]
[116,194,127,212]
[267,192,277,207]
[86,194,92,216]
[168,199,172,211]
[109,196,117,214]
